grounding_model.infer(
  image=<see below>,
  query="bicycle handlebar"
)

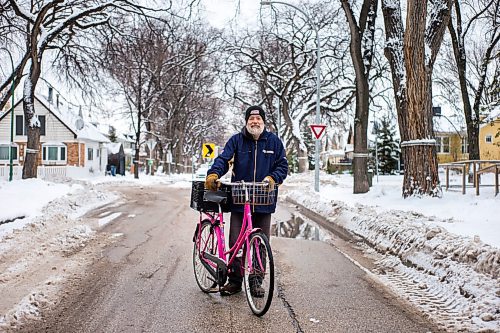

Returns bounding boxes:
[217,180,270,187]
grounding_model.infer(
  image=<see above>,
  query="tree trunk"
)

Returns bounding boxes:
[298,148,308,173]
[292,137,308,173]
[352,90,370,193]
[134,148,140,179]
[341,0,377,194]
[447,9,480,160]
[381,2,408,141]
[403,1,440,197]
[22,61,42,179]
[23,125,41,179]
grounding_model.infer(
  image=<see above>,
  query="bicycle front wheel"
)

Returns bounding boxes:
[243,231,274,316]
[193,220,218,292]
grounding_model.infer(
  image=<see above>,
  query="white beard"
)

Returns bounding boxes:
[246,124,264,138]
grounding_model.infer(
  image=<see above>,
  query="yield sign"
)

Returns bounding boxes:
[310,124,327,140]
[202,143,215,158]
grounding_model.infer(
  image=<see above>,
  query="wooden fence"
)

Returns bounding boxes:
[440,160,500,196]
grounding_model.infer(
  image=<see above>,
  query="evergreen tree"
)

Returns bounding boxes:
[303,120,315,170]
[370,116,400,175]
[108,126,118,143]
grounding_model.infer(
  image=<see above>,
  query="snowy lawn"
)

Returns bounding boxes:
[286,171,500,247]
[284,171,499,333]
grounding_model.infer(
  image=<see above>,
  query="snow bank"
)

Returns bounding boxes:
[286,189,499,332]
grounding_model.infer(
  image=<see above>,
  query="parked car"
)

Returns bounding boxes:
[194,164,210,181]
[193,163,231,182]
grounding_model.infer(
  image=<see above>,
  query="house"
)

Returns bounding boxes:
[433,115,468,163]
[324,128,354,173]
[479,113,500,160]
[106,142,125,176]
[116,133,135,169]
[94,123,136,171]
[0,95,110,173]
[433,111,500,163]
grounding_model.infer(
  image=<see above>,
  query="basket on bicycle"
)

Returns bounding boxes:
[231,182,276,206]
[190,181,232,212]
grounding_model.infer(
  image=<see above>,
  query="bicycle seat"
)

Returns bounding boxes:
[204,191,228,204]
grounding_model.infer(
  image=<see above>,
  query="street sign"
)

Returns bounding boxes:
[310,124,327,140]
[202,143,215,159]
[146,139,157,151]
[166,150,172,163]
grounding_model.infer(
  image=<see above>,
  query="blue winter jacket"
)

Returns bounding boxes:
[207,127,288,213]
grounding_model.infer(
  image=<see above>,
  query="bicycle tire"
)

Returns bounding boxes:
[193,220,218,292]
[243,231,274,316]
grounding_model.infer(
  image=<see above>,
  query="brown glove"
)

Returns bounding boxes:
[263,176,275,192]
[205,173,219,191]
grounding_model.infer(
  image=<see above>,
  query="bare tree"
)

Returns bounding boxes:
[103,20,167,178]
[222,1,355,172]
[340,0,379,194]
[102,17,225,176]
[0,0,176,179]
[382,0,452,197]
[444,0,499,160]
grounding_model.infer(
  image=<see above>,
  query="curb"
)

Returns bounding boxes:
[285,197,356,243]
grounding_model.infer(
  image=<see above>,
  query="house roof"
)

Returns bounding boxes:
[433,115,466,135]
[0,95,110,143]
[480,110,500,129]
[105,142,123,154]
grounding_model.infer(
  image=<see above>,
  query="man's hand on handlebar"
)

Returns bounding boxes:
[262,176,275,192]
[205,173,219,191]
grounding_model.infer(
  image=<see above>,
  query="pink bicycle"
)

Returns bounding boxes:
[191,181,275,316]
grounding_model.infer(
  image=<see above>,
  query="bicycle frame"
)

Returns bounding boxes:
[196,184,265,278]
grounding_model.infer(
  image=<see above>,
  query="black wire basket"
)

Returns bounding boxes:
[231,182,276,205]
[190,181,232,212]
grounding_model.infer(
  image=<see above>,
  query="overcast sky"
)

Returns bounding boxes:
[200,0,261,29]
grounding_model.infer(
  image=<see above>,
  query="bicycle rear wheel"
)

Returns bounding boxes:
[193,220,218,292]
[243,231,274,316]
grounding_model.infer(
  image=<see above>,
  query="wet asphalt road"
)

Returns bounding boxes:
[19,185,440,333]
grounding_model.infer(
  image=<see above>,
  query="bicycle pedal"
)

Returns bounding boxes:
[207,287,219,293]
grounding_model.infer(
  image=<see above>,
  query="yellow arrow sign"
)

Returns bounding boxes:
[202,143,215,159]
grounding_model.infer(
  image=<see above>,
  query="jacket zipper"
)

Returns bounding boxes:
[252,139,258,212]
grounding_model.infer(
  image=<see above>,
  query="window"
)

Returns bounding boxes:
[39,115,46,136]
[485,134,493,143]
[42,144,66,164]
[436,136,450,153]
[461,137,469,154]
[15,115,46,135]
[0,144,18,162]
[15,115,24,135]
[88,148,94,161]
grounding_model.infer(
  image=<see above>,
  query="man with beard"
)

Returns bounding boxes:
[205,105,288,296]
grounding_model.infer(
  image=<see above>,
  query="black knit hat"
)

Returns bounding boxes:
[245,105,266,122]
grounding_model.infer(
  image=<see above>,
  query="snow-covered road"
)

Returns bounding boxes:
[0,172,498,332]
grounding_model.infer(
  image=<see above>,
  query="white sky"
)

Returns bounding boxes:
[200,0,261,29]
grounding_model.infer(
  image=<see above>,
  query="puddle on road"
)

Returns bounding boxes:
[272,213,328,241]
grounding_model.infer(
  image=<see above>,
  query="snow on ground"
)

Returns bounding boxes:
[284,171,499,333]
[0,171,499,332]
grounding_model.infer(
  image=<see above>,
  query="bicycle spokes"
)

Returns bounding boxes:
[243,232,274,316]
[193,221,218,292]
